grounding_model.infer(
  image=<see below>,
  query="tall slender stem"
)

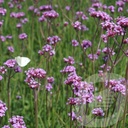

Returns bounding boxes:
[34,88,38,128]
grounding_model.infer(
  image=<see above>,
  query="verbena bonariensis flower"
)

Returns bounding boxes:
[25,68,46,89]
[7,46,14,52]
[71,39,79,47]
[0,35,6,42]
[90,10,112,21]
[108,5,115,13]
[88,54,98,61]
[64,72,82,85]
[117,17,128,28]
[0,0,4,4]
[92,2,102,8]
[96,95,102,102]
[68,111,82,121]
[105,79,126,95]
[2,125,10,128]
[92,108,104,116]
[38,15,46,22]
[123,38,128,44]
[65,6,70,11]
[63,56,75,65]
[19,33,27,40]
[60,66,76,74]
[0,20,3,27]
[116,0,125,7]
[100,64,111,71]
[47,77,54,83]
[9,115,27,128]
[39,5,52,11]
[81,40,92,50]
[0,7,6,15]
[102,47,115,56]
[0,100,7,117]
[0,66,7,74]
[45,83,53,92]
[43,10,59,19]
[72,21,82,30]
[47,35,61,45]
[64,21,69,26]
[10,12,25,19]
[75,11,88,21]
[4,59,16,68]
[28,5,34,11]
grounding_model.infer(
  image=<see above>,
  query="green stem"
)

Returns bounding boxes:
[34,89,38,128]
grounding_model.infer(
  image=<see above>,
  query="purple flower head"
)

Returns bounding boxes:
[92,108,104,116]
[0,66,7,74]
[118,7,123,12]
[60,66,76,74]
[72,21,82,30]
[117,17,128,28]
[25,68,46,89]
[0,35,6,42]
[47,77,54,83]
[21,18,28,24]
[19,33,27,40]
[68,111,77,120]
[76,11,88,20]
[123,38,128,44]
[102,47,115,55]
[4,59,16,68]
[2,125,10,128]
[0,7,6,15]
[101,34,108,43]
[63,56,75,65]
[43,10,59,19]
[9,115,26,128]
[39,5,52,11]
[14,66,22,73]
[88,54,98,60]
[47,35,61,45]
[0,75,3,80]
[6,35,12,39]
[0,0,4,4]
[65,6,70,11]
[16,4,22,9]
[92,2,102,8]
[15,12,25,19]
[90,10,112,21]
[0,20,3,27]
[49,49,55,56]
[81,40,92,50]
[0,100,7,117]
[96,95,102,102]
[116,1,125,7]
[38,15,46,22]
[64,21,69,26]
[108,5,115,13]
[7,46,14,53]
[42,44,52,52]
[71,40,79,47]
[45,83,53,92]
[16,23,22,28]
[28,5,34,11]
[8,2,14,8]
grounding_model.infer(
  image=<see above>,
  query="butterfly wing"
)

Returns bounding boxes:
[15,56,30,67]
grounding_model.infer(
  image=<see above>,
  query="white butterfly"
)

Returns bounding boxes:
[15,56,31,67]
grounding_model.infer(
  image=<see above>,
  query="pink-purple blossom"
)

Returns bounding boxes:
[0,100,7,117]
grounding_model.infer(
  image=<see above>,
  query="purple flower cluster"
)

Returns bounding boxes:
[7,46,14,52]
[19,33,27,40]
[63,56,75,65]
[90,10,112,21]
[38,44,55,56]
[72,21,88,31]
[105,79,126,95]
[9,115,27,128]
[60,66,76,73]
[39,5,52,11]
[71,40,79,47]
[25,68,46,89]
[81,40,92,50]
[4,59,16,68]
[0,100,7,117]
[43,10,59,19]
[2,125,10,128]
[45,77,54,92]
[47,35,61,45]
[75,11,88,21]
[10,12,25,18]
[0,7,7,16]
[92,108,104,116]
